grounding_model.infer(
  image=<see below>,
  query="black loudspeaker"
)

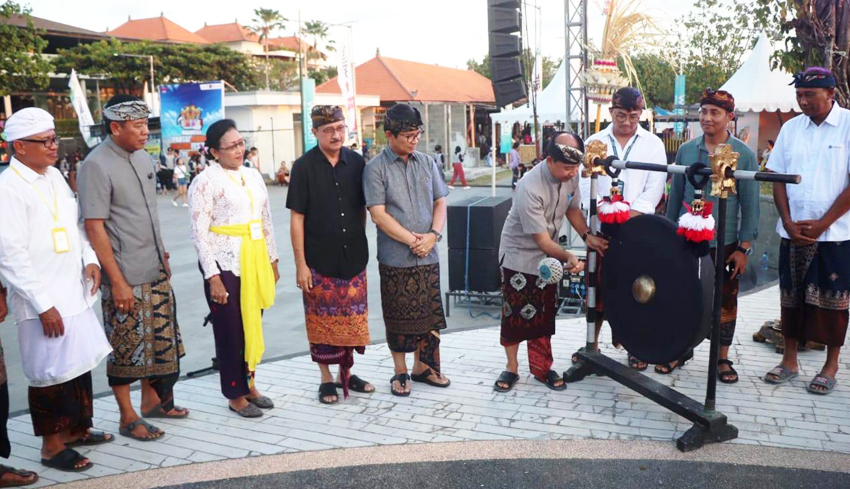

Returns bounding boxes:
[487,0,525,108]
[447,196,512,292]
[449,248,501,293]
[446,196,512,250]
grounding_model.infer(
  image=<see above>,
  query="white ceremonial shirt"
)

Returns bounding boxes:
[188,162,279,279]
[767,103,850,242]
[0,158,100,322]
[580,124,668,214]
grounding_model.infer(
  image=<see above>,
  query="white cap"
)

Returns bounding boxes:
[4,108,55,142]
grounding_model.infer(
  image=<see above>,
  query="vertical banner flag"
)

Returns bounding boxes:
[160,81,225,157]
[674,74,686,136]
[336,36,358,142]
[500,122,512,154]
[302,77,317,152]
[68,69,98,148]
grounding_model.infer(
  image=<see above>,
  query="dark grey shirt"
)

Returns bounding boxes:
[363,147,449,268]
[499,162,581,275]
[78,137,166,286]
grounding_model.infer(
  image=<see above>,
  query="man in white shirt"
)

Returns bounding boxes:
[765,67,850,396]
[576,87,667,371]
[0,108,113,472]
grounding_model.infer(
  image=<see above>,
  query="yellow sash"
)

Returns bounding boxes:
[210,220,275,372]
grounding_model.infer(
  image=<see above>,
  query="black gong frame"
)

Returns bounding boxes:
[564,155,800,452]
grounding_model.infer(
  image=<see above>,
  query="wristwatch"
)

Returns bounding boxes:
[737,245,753,256]
[429,229,443,242]
[581,231,589,242]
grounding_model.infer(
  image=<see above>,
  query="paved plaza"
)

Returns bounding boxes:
[2,285,849,487]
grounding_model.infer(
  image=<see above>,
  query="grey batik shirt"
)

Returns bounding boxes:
[78,137,167,286]
[363,147,449,268]
[499,162,581,276]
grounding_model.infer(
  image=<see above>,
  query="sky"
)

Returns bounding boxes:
[28,0,695,69]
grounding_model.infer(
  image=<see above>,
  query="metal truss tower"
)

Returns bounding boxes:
[564,0,589,138]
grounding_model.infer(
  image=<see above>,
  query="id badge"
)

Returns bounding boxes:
[52,227,70,253]
[249,221,263,241]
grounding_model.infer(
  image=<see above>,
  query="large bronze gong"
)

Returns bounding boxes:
[601,215,714,365]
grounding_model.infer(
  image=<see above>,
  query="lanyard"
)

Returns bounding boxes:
[11,166,59,224]
[224,168,257,217]
[608,133,639,162]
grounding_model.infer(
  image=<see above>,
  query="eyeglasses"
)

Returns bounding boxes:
[613,112,641,123]
[398,130,423,143]
[18,135,60,148]
[222,139,246,152]
[320,124,348,136]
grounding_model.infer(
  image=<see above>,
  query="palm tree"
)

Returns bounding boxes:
[250,8,287,90]
[302,20,336,72]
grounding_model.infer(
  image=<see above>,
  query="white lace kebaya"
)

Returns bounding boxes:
[188,162,279,279]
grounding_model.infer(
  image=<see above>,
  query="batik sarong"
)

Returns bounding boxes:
[304,268,370,398]
[102,267,184,408]
[500,268,557,380]
[28,372,93,437]
[379,263,447,374]
[711,242,740,346]
[779,239,850,347]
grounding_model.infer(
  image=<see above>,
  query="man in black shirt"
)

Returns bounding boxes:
[287,106,373,404]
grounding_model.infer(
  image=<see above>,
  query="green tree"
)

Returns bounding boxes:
[618,53,676,110]
[302,20,336,72]
[748,0,850,107]
[667,0,763,104]
[0,1,52,96]
[467,55,490,79]
[52,40,263,92]
[541,56,561,90]
[250,8,287,90]
[308,66,338,86]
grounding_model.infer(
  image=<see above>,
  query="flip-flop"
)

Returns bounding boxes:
[411,368,451,388]
[571,346,599,365]
[534,370,567,391]
[142,404,189,419]
[66,430,114,448]
[493,371,520,393]
[318,382,339,404]
[628,354,648,371]
[717,359,739,384]
[335,375,375,393]
[0,464,38,487]
[655,351,694,375]
[119,419,164,441]
[40,448,92,472]
[807,373,837,395]
[764,364,798,384]
[390,373,410,397]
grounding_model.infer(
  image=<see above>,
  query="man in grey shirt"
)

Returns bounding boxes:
[495,133,608,393]
[364,104,450,396]
[79,95,188,443]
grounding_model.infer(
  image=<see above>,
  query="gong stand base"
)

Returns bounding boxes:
[573,351,738,452]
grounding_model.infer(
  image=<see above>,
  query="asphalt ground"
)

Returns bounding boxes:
[160,459,850,489]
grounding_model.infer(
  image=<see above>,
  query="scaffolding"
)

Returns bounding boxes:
[564,0,589,139]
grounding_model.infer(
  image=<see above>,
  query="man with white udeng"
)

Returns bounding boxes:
[577,87,667,371]
[0,108,112,473]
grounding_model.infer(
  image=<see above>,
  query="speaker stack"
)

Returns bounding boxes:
[447,196,512,293]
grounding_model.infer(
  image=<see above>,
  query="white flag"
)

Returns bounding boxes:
[336,37,358,141]
[68,69,98,147]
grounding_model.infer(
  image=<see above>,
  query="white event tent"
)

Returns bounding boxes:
[718,32,800,156]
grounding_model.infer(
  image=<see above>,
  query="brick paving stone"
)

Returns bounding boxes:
[6,285,850,486]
